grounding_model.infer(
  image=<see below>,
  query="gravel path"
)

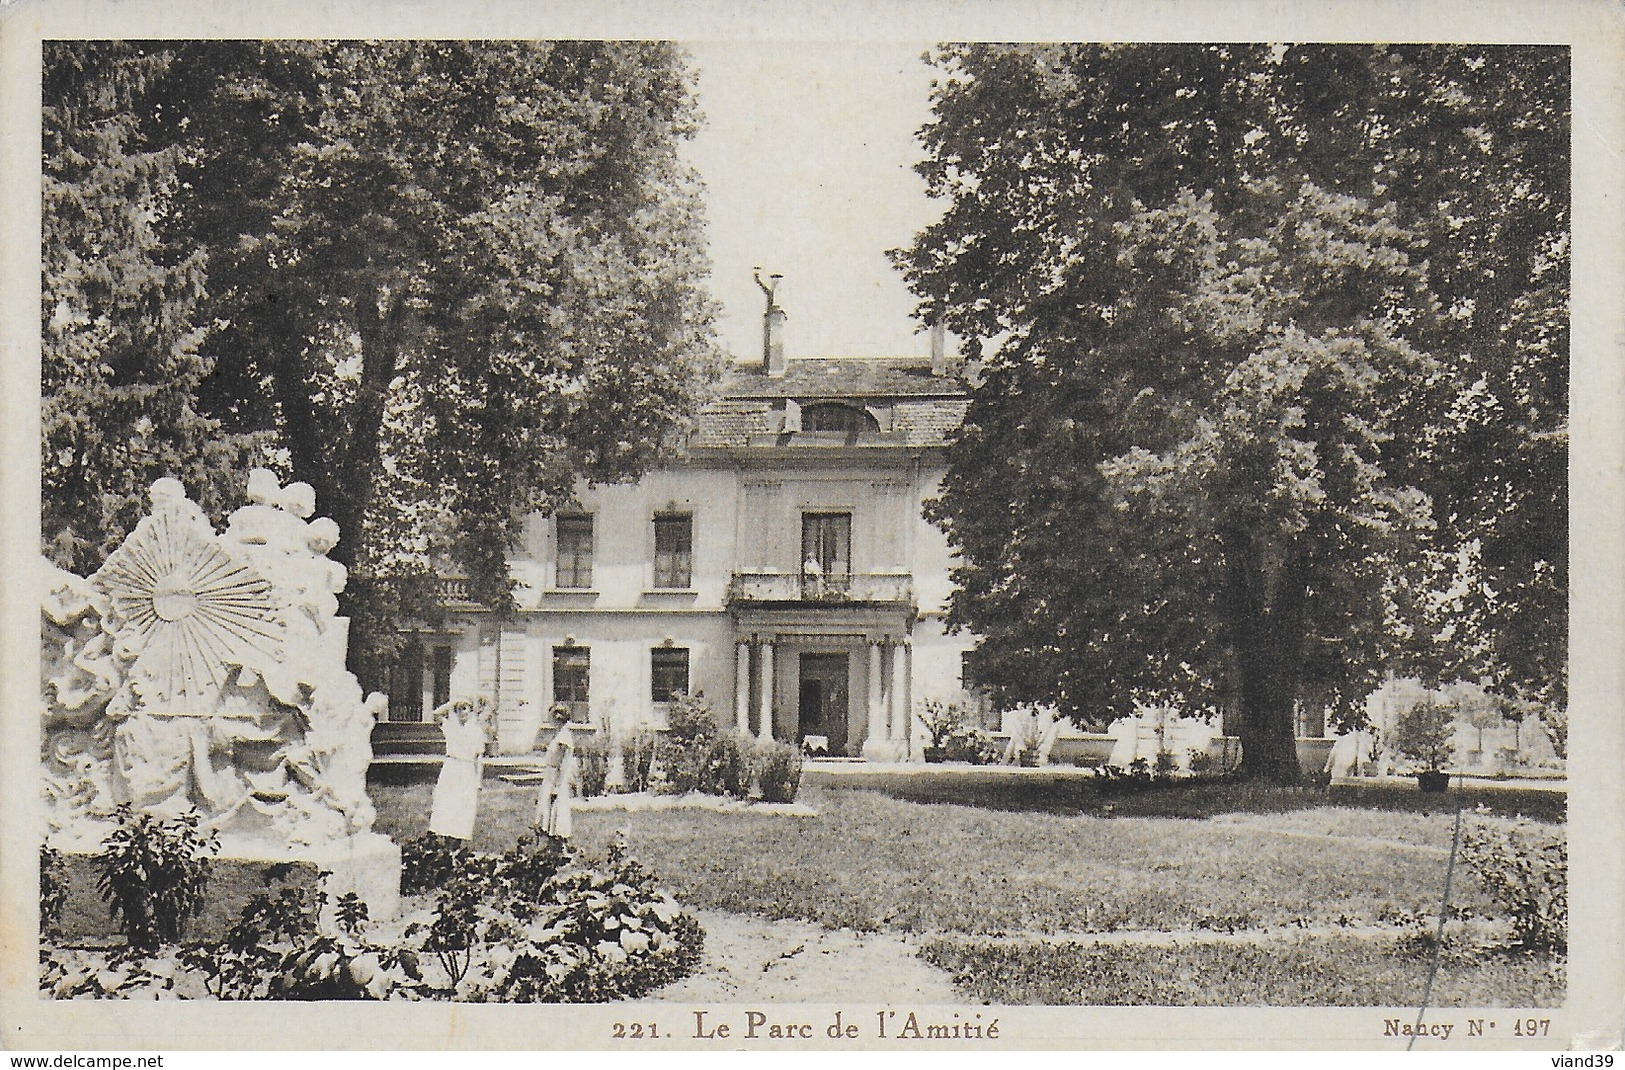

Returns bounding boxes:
[654,909,962,1003]
[651,909,1506,1003]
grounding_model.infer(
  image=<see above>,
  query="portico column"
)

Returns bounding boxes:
[757,641,775,742]
[735,642,751,734]
[889,640,909,743]
[866,641,883,747]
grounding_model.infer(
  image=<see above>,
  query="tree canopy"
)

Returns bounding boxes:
[897,44,1568,781]
[42,43,270,571]
[43,41,721,688]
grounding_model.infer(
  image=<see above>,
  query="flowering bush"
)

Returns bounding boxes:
[1460,818,1567,953]
[46,885,423,1001]
[218,890,423,1001]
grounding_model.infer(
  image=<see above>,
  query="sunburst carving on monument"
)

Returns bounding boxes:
[93,492,284,706]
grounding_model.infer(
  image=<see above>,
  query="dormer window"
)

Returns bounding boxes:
[801,402,879,435]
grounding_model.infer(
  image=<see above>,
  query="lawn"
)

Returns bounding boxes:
[369,778,1565,1005]
[919,936,1565,1006]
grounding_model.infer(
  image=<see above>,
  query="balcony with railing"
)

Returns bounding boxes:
[438,576,477,606]
[727,571,914,607]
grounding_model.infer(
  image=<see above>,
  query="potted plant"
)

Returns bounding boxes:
[1392,698,1456,792]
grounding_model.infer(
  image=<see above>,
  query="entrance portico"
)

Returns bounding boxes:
[730,598,914,759]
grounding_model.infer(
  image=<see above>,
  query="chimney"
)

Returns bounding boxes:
[929,315,950,376]
[765,303,787,376]
[755,269,787,376]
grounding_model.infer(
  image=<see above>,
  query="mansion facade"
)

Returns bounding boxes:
[384,312,977,760]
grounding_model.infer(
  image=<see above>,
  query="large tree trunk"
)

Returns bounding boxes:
[1225,534,1308,784]
[272,292,408,692]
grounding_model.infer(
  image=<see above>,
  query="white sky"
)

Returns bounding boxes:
[681,41,945,364]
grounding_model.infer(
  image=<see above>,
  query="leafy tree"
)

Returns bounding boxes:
[898,45,1567,781]
[44,42,720,687]
[42,43,271,572]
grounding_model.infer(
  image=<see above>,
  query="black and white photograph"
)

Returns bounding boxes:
[2,0,1621,1054]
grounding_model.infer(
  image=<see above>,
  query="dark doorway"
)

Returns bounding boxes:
[797,652,850,754]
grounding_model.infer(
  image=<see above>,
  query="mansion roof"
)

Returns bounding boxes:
[720,358,966,398]
[686,358,971,451]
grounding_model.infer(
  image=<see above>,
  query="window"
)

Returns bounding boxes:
[552,646,590,721]
[801,402,878,436]
[801,512,852,596]
[387,638,453,721]
[653,514,693,588]
[650,647,690,703]
[555,514,593,588]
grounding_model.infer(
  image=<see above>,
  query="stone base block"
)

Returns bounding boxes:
[47,832,401,946]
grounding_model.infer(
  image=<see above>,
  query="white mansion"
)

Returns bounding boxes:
[382,302,976,760]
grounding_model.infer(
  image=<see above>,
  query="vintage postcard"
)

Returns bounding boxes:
[1,0,1621,1053]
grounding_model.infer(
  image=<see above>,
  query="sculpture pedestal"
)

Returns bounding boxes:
[46,832,401,945]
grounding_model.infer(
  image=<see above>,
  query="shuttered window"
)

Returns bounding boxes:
[653,514,693,588]
[555,515,593,588]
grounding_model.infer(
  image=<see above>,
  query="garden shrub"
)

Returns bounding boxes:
[268,893,425,1000]
[400,833,477,897]
[942,726,1000,763]
[419,833,703,1002]
[576,730,611,798]
[1460,818,1567,952]
[1006,715,1047,766]
[658,692,721,794]
[621,727,658,793]
[492,833,571,898]
[50,883,422,1001]
[708,731,756,800]
[627,694,798,802]
[179,886,318,999]
[921,698,1001,764]
[178,885,422,1001]
[454,838,704,1002]
[919,698,964,753]
[755,740,803,803]
[95,805,219,950]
